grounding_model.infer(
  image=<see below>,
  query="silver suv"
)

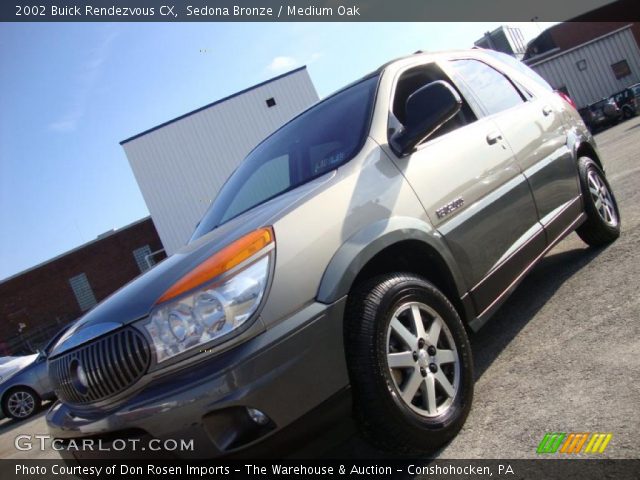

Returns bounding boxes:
[46,49,620,458]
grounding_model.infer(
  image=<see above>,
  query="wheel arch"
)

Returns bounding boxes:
[574,139,604,171]
[317,217,473,324]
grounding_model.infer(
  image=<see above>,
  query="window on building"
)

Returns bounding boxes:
[451,59,524,115]
[576,59,587,71]
[69,273,97,312]
[266,97,276,107]
[133,245,155,272]
[611,60,631,79]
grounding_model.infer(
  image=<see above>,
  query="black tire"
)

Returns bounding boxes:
[2,387,41,420]
[345,273,473,453]
[576,157,621,247]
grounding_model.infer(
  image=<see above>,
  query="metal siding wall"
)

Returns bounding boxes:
[123,69,319,255]
[531,28,640,108]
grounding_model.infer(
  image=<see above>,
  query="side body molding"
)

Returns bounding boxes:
[316,216,469,306]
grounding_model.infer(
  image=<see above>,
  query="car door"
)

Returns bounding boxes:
[385,61,544,316]
[451,58,581,244]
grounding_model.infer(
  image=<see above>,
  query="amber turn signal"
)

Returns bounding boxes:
[157,227,274,304]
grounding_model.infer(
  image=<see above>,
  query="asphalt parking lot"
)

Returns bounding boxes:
[0,117,638,460]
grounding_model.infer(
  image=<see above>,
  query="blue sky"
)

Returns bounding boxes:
[0,21,555,280]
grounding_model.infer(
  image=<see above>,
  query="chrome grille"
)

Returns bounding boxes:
[49,328,151,405]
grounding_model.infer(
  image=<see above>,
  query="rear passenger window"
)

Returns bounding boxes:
[482,49,554,92]
[451,59,524,115]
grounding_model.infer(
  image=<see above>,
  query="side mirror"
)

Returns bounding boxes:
[390,80,462,156]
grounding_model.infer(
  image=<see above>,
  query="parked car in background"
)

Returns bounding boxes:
[47,49,620,458]
[0,356,21,366]
[0,355,38,382]
[580,97,622,132]
[0,325,71,420]
[611,84,640,119]
[577,106,593,129]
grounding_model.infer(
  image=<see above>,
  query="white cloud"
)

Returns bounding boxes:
[266,56,298,73]
[307,52,323,64]
[49,116,81,133]
[48,28,118,133]
[265,52,323,75]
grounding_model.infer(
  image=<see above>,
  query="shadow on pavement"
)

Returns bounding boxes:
[470,243,604,380]
[0,408,49,436]
[624,121,640,132]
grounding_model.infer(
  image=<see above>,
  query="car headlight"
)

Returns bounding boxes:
[139,227,273,364]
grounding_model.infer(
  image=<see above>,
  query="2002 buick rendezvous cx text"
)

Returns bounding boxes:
[46,49,620,458]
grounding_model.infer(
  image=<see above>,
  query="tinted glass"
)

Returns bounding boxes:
[191,75,379,239]
[452,59,523,115]
[483,49,553,92]
[220,154,291,223]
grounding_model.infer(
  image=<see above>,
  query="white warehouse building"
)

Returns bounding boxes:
[121,66,319,255]
[527,25,640,109]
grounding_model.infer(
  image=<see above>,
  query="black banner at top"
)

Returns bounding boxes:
[0,0,635,22]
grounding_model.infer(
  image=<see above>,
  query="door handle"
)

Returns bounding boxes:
[542,105,553,116]
[486,131,503,145]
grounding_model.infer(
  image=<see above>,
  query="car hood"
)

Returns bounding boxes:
[0,354,38,383]
[49,174,333,357]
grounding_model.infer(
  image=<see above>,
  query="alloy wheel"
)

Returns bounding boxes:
[386,302,460,417]
[7,391,35,419]
[587,169,618,227]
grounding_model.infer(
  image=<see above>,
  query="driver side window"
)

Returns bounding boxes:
[392,63,477,142]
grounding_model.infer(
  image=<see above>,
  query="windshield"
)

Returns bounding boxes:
[190,75,379,240]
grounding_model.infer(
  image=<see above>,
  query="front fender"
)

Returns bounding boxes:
[316,216,468,304]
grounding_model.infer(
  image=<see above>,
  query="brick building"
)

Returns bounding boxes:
[0,217,166,355]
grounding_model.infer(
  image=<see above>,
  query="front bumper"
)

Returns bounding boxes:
[46,298,348,459]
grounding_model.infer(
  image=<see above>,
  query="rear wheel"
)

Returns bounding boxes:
[576,157,620,247]
[345,273,473,453]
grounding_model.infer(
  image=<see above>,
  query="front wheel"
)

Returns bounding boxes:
[345,273,474,453]
[3,388,40,420]
[576,157,621,246]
